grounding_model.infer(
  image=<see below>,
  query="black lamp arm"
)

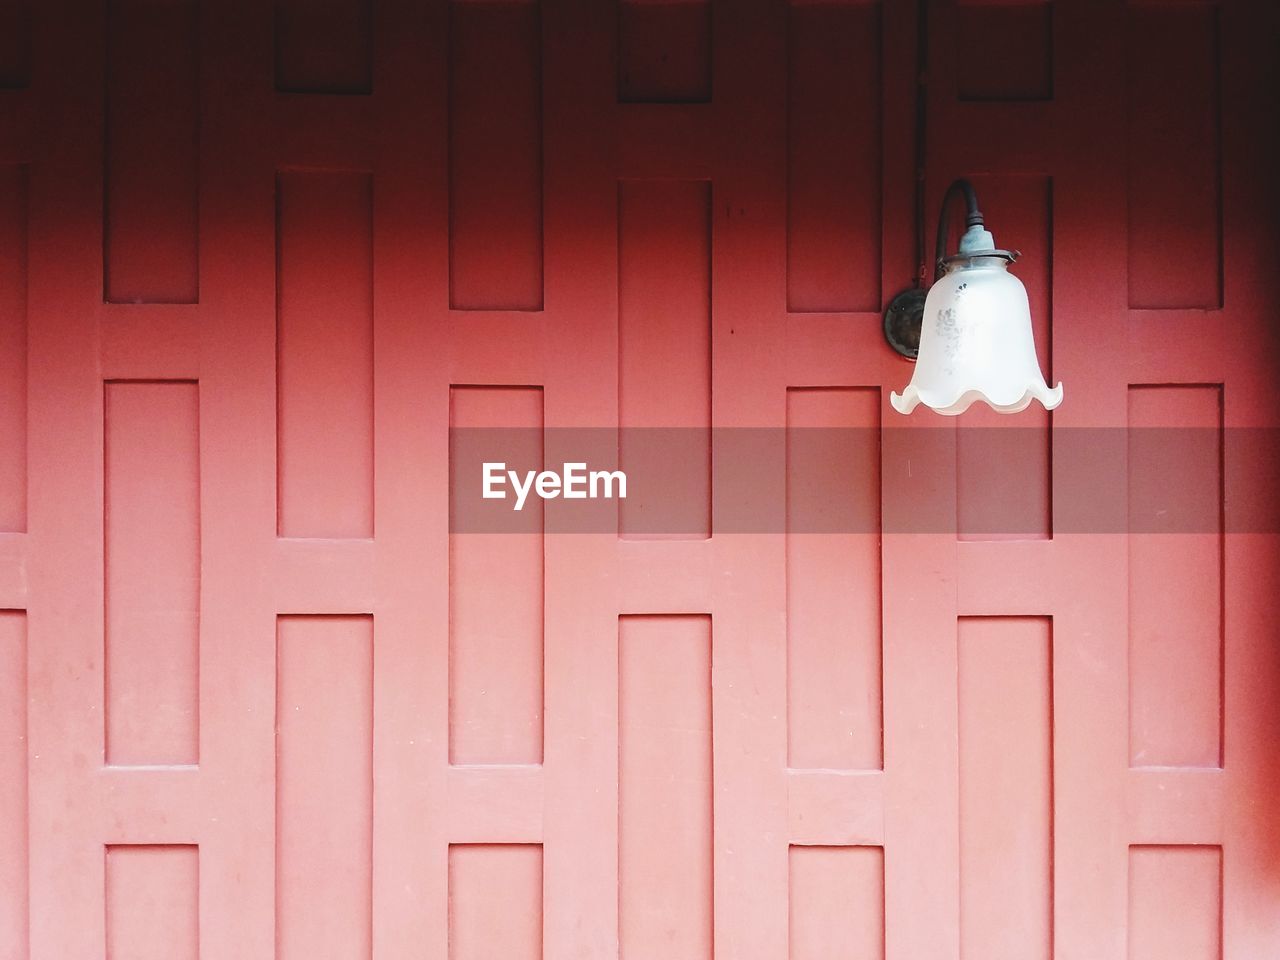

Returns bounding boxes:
[933,179,985,283]
[883,178,992,360]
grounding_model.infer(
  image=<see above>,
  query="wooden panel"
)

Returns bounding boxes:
[276,615,373,960]
[958,617,1052,960]
[449,845,542,960]
[1128,385,1222,767]
[957,2,1052,101]
[449,386,544,764]
[789,846,884,960]
[1129,846,1222,960]
[105,0,199,304]
[958,175,1052,540]
[105,845,198,960]
[786,387,882,770]
[619,615,712,960]
[448,0,543,310]
[786,1,881,313]
[0,164,25,532]
[618,180,711,539]
[618,0,711,103]
[0,611,24,960]
[276,171,374,539]
[104,381,200,765]
[0,0,30,88]
[10,4,1280,960]
[446,766,544,843]
[275,0,373,94]
[1126,5,1221,309]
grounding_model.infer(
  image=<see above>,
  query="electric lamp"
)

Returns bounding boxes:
[884,179,1063,415]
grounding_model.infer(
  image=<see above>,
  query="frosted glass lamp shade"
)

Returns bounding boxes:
[890,256,1063,416]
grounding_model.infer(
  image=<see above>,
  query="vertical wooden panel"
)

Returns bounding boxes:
[275,0,373,94]
[448,845,542,960]
[105,845,198,960]
[449,386,544,764]
[618,180,711,539]
[276,615,372,960]
[619,614,712,959]
[0,611,25,960]
[786,2,881,313]
[957,2,1052,101]
[1129,846,1222,960]
[1128,385,1222,767]
[0,0,30,88]
[958,616,1052,960]
[789,846,884,960]
[104,381,200,765]
[105,0,199,304]
[786,387,882,770]
[276,171,374,539]
[1126,5,1221,309]
[958,175,1052,540]
[618,0,711,103]
[0,164,26,532]
[448,0,543,311]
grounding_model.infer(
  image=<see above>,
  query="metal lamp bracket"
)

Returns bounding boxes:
[883,287,927,360]
[883,178,1013,361]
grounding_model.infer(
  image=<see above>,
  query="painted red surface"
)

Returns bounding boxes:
[0,2,1279,959]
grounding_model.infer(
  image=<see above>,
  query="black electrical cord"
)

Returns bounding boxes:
[913,2,986,287]
[912,0,929,289]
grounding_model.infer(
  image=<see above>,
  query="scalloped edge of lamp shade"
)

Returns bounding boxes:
[889,381,1064,416]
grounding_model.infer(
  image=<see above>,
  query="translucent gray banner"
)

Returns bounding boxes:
[447,428,1280,534]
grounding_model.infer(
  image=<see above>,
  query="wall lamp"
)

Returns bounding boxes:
[884,179,1063,415]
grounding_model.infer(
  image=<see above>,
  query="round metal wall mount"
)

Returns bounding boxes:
[883,286,926,360]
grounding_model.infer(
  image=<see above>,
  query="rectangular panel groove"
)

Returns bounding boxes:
[449,386,545,764]
[786,2,881,313]
[448,0,544,311]
[105,380,200,766]
[788,845,884,960]
[276,614,373,960]
[619,614,712,959]
[0,163,27,532]
[618,0,712,103]
[276,170,374,539]
[958,616,1053,960]
[449,844,543,960]
[1126,5,1222,309]
[0,0,31,88]
[786,387,882,770]
[275,0,373,94]
[1127,385,1223,767]
[1129,846,1222,960]
[105,0,199,303]
[105,845,198,960]
[618,179,711,540]
[0,611,25,960]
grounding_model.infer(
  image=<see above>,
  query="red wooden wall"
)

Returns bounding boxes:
[1,1,1279,958]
